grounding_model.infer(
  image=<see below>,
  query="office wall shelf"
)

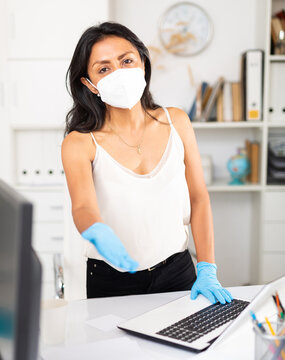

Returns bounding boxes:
[269,55,285,62]
[192,122,263,129]
[207,180,262,192]
[14,185,64,192]
[267,123,285,128]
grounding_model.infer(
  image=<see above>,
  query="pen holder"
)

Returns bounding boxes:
[254,321,285,360]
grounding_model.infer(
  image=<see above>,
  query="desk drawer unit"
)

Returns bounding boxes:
[32,223,64,253]
[261,191,285,283]
[19,188,64,299]
[19,189,64,222]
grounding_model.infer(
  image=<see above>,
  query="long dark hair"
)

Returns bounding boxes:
[64,22,160,137]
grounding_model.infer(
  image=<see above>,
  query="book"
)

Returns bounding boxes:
[189,98,196,121]
[216,87,223,122]
[250,142,260,183]
[245,139,252,182]
[189,82,213,121]
[202,86,212,111]
[244,139,260,183]
[232,82,242,122]
[201,76,225,122]
[241,50,264,121]
[195,83,203,120]
[223,81,233,122]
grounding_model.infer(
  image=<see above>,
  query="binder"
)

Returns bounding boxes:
[15,130,44,185]
[241,50,264,121]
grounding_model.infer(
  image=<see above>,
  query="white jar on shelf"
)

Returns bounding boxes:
[201,155,213,185]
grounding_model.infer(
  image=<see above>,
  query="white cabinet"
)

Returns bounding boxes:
[260,191,285,283]
[14,130,64,186]
[2,0,110,299]
[7,0,110,59]
[19,187,64,299]
[7,60,72,125]
[268,62,285,123]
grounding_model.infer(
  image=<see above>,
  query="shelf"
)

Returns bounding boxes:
[192,121,263,129]
[207,179,262,192]
[269,55,285,62]
[11,123,65,131]
[265,185,285,191]
[267,122,285,128]
[14,184,64,192]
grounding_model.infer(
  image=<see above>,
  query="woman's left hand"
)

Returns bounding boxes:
[190,262,233,304]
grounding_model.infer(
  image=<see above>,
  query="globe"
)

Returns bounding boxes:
[227,154,250,185]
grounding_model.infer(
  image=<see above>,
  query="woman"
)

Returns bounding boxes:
[61,22,233,304]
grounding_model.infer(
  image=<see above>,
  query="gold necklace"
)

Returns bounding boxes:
[108,112,147,155]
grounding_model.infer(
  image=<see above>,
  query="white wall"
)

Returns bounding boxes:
[110,0,261,286]
[110,0,257,112]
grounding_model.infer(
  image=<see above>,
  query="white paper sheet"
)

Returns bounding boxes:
[85,314,126,332]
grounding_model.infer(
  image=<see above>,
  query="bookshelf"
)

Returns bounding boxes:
[253,0,285,284]
[188,0,285,284]
[192,122,263,129]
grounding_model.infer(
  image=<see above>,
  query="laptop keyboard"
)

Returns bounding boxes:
[156,299,249,344]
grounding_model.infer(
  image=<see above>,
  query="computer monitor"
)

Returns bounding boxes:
[0,179,42,360]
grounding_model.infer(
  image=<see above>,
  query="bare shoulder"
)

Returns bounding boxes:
[166,107,193,143]
[61,130,95,162]
[167,107,191,126]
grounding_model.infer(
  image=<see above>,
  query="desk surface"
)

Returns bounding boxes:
[41,285,262,360]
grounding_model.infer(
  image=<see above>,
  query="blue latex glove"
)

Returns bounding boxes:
[81,222,139,273]
[190,262,233,304]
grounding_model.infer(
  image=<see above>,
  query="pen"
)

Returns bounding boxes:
[250,310,266,333]
[276,292,285,320]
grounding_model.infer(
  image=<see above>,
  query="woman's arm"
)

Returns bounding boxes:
[168,107,232,304]
[61,131,103,233]
[61,131,138,272]
[168,107,214,263]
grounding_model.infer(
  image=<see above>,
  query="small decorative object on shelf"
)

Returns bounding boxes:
[271,9,285,55]
[227,149,250,185]
[267,136,285,184]
[201,155,213,185]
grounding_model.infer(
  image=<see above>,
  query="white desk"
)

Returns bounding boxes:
[41,285,262,360]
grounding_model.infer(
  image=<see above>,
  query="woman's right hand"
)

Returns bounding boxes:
[81,222,139,272]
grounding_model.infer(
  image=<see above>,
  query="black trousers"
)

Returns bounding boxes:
[86,249,197,298]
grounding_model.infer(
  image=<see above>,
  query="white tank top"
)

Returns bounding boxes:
[84,107,191,271]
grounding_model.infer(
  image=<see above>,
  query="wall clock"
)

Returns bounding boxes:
[159,2,214,56]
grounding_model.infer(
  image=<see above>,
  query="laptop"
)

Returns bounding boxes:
[118,275,285,352]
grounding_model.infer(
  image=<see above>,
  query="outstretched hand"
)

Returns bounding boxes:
[81,222,139,273]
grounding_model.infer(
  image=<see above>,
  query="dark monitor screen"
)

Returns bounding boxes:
[0,180,42,360]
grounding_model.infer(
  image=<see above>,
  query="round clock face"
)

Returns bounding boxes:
[159,2,213,56]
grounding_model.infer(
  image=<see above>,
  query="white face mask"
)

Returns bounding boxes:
[85,67,146,109]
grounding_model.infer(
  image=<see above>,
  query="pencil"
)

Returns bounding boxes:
[265,317,285,360]
[265,317,276,336]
